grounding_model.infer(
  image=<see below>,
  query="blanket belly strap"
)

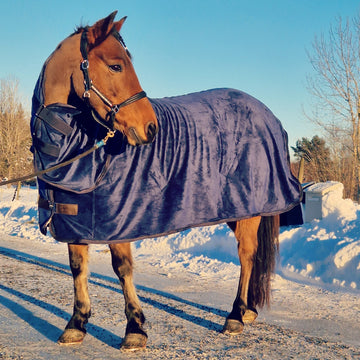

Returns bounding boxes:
[38,197,78,215]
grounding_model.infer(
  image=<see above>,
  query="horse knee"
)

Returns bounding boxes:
[109,243,133,280]
[68,244,89,276]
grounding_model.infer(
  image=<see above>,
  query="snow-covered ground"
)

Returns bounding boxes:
[0,185,359,359]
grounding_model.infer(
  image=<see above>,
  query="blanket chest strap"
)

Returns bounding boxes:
[35,105,74,136]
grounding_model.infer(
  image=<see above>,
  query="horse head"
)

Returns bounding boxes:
[42,11,158,145]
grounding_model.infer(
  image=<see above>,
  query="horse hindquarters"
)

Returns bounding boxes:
[109,243,147,351]
[223,215,279,335]
[58,244,91,345]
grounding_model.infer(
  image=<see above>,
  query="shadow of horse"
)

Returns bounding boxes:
[0,246,226,346]
[0,288,62,342]
[0,283,122,349]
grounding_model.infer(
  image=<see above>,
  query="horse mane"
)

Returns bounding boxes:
[73,26,86,35]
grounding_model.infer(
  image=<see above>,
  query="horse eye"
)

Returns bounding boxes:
[109,64,122,72]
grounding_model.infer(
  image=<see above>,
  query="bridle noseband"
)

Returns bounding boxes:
[79,29,147,132]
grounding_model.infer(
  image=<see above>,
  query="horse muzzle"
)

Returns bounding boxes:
[128,121,158,145]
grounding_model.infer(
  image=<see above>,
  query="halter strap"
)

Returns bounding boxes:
[79,29,147,132]
[80,30,92,94]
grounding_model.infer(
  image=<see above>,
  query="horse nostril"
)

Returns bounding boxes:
[146,122,158,143]
[128,123,158,145]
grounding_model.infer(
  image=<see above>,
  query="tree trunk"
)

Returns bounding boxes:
[16,181,21,200]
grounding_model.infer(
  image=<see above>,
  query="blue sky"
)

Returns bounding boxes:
[0,0,359,151]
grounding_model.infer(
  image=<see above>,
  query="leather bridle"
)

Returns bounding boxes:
[79,29,147,132]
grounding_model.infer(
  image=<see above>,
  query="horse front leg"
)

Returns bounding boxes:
[109,243,147,352]
[223,216,261,335]
[58,244,91,345]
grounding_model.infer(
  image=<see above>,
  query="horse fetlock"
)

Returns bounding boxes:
[125,305,145,323]
[66,310,90,333]
[58,310,90,345]
[228,303,246,321]
[125,316,146,335]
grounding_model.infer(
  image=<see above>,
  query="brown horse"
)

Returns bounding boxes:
[34,11,282,352]
[41,12,158,145]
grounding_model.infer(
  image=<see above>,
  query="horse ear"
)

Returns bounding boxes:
[87,11,118,48]
[113,16,127,33]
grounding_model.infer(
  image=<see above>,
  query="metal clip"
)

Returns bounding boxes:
[103,130,116,144]
[96,130,116,148]
[48,200,55,210]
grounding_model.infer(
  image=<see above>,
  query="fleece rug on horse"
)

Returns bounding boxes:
[31,87,301,243]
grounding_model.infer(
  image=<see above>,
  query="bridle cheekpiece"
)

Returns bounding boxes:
[79,28,147,133]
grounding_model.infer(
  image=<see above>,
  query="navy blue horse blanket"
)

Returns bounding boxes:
[31,87,301,243]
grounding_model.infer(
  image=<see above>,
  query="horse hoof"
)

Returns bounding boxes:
[243,308,258,324]
[222,318,244,335]
[58,329,86,345]
[121,333,147,352]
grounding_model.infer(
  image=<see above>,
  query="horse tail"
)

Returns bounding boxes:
[250,215,280,308]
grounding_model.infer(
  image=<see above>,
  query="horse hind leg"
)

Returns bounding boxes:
[58,244,91,345]
[223,215,280,335]
[109,243,147,352]
[223,216,261,335]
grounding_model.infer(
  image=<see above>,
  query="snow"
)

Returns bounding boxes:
[304,180,344,195]
[279,184,360,290]
[1,185,360,358]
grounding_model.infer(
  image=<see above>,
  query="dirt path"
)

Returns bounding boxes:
[0,235,359,359]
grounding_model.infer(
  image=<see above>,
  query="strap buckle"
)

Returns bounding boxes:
[81,59,89,70]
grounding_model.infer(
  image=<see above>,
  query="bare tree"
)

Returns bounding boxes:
[0,77,32,181]
[306,15,360,200]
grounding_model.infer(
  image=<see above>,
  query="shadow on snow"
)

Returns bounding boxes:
[0,246,227,346]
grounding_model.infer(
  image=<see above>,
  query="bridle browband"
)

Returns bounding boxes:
[79,28,147,132]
